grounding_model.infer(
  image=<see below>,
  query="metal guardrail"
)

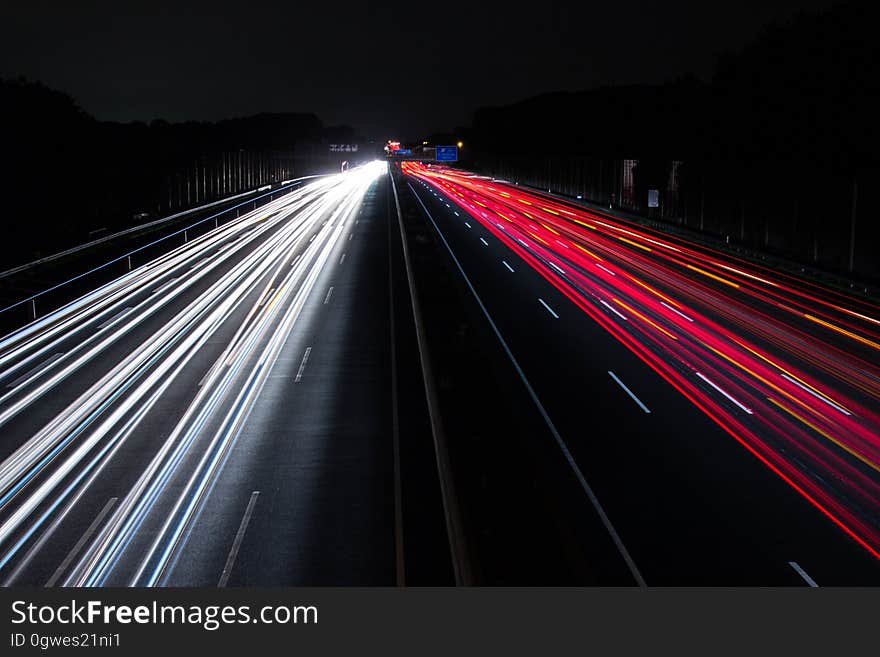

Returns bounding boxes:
[390,171,474,585]
[0,188,262,282]
[502,178,879,301]
[0,174,325,319]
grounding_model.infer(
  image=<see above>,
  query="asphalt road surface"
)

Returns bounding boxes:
[0,163,428,586]
[3,156,878,587]
[401,162,880,585]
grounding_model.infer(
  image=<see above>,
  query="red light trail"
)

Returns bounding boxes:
[403,162,880,560]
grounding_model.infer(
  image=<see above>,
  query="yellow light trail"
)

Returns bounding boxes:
[612,298,678,340]
[804,314,880,351]
[686,264,740,289]
[768,397,879,473]
[574,243,603,261]
[623,273,681,308]
[617,235,652,252]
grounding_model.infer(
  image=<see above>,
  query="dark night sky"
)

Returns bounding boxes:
[1,0,835,140]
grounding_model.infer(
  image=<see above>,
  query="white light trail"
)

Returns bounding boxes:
[0,162,388,583]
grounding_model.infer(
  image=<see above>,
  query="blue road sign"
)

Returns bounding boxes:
[435,145,458,162]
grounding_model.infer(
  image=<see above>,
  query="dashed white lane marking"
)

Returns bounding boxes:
[218,491,260,587]
[661,301,695,322]
[781,374,850,416]
[538,298,559,319]
[789,561,818,587]
[258,288,274,308]
[695,371,754,414]
[6,353,66,389]
[295,346,312,382]
[46,497,118,587]
[608,371,651,414]
[153,278,179,295]
[600,299,628,321]
[96,308,133,330]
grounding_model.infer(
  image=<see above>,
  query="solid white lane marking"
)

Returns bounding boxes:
[600,300,628,321]
[218,491,260,587]
[502,261,515,273]
[661,301,695,322]
[480,238,488,246]
[608,371,651,414]
[789,561,818,587]
[323,287,334,304]
[406,182,646,587]
[295,346,312,382]
[538,298,559,319]
[695,371,753,414]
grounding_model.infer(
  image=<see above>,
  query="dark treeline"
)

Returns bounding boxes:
[0,78,357,269]
[466,1,880,279]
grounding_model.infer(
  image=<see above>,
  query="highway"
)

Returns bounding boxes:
[2,154,878,587]
[0,162,415,586]
[400,162,880,585]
